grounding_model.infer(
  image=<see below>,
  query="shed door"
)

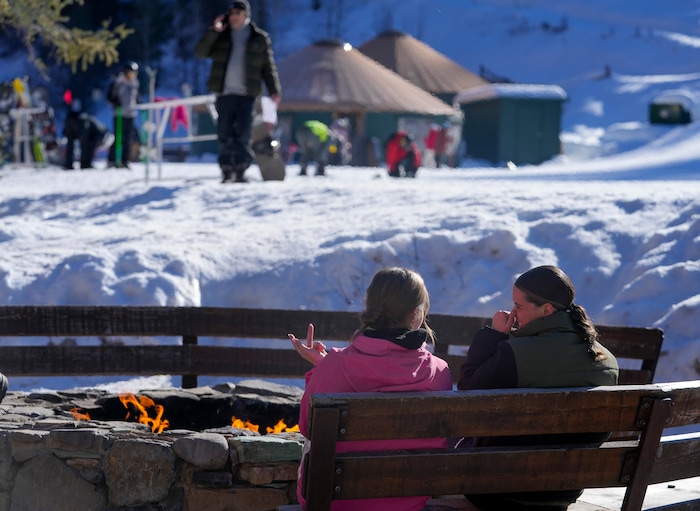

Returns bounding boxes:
[511,101,561,165]
[514,103,543,164]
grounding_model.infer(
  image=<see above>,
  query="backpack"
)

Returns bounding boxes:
[106,77,120,106]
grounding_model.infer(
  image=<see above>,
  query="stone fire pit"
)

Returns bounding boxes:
[0,379,305,511]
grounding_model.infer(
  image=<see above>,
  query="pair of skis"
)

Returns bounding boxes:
[12,77,47,166]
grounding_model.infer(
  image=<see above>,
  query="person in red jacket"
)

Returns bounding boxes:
[385,131,421,177]
[423,123,439,168]
[434,123,452,167]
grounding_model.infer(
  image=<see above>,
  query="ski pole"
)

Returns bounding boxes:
[115,106,123,165]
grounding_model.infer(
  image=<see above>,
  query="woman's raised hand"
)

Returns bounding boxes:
[288,323,327,365]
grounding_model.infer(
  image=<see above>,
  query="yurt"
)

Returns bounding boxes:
[276,39,459,165]
[357,31,488,105]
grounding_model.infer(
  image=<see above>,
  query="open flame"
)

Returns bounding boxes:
[69,395,300,436]
[119,393,170,434]
[70,407,91,421]
[231,416,259,432]
[232,416,300,434]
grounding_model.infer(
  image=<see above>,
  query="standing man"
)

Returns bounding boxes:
[107,61,140,169]
[195,1,282,183]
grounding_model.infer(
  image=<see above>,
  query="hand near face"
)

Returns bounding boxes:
[491,309,516,334]
[213,15,227,32]
[289,323,327,365]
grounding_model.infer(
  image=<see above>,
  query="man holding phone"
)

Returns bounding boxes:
[195,1,282,183]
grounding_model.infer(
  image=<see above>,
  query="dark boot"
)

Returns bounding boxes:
[221,165,233,183]
[234,161,249,183]
[315,164,325,176]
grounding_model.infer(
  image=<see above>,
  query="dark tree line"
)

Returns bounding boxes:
[0,0,353,117]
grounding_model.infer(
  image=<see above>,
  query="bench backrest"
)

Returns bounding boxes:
[0,306,663,386]
[303,381,700,511]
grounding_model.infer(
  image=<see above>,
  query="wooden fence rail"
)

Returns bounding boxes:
[0,306,663,388]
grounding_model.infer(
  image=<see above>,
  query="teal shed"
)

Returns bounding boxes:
[455,84,567,165]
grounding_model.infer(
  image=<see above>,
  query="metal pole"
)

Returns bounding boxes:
[145,66,158,183]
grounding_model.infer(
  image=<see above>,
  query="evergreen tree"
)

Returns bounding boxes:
[0,0,131,75]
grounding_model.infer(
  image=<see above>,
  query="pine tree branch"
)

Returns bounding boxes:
[0,0,132,77]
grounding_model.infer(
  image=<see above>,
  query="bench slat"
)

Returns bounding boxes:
[0,306,363,339]
[0,345,309,377]
[650,434,700,484]
[332,445,635,498]
[597,326,664,358]
[659,381,700,429]
[311,386,673,441]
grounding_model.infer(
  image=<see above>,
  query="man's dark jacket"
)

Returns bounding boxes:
[194,21,281,98]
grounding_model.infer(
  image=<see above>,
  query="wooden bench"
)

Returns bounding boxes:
[297,381,700,511]
[0,306,663,387]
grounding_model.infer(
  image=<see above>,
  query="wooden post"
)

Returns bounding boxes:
[181,334,198,388]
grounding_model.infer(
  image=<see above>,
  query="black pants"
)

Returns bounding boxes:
[63,112,107,169]
[65,134,101,169]
[108,115,135,167]
[215,94,255,177]
[389,152,418,178]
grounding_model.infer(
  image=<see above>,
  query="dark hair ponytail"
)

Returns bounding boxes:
[569,303,607,362]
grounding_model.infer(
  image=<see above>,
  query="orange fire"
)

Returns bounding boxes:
[267,418,300,434]
[68,396,299,436]
[231,416,300,434]
[231,416,260,432]
[70,407,91,421]
[119,393,170,434]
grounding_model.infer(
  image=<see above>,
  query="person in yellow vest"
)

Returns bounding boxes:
[294,120,334,176]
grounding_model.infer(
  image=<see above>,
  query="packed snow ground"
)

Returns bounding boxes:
[1,144,698,393]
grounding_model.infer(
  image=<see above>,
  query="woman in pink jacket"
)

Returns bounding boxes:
[289,267,453,511]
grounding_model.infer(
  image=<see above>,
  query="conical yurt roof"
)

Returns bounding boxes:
[277,39,455,115]
[358,31,488,95]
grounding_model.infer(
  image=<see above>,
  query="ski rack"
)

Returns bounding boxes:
[9,107,47,167]
[134,94,218,183]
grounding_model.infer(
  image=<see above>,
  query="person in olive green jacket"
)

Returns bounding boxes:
[195,1,281,183]
[458,265,619,511]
